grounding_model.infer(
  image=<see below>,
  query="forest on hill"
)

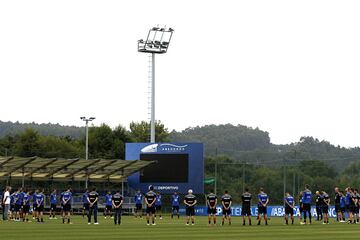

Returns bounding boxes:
[1,120,360,203]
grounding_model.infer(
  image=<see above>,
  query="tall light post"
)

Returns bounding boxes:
[138,26,174,143]
[80,117,95,160]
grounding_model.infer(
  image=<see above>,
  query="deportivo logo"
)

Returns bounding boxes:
[140,143,188,153]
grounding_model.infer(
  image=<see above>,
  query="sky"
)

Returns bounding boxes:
[1,0,360,147]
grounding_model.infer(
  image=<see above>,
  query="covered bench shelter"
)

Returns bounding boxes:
[0,156,154,194]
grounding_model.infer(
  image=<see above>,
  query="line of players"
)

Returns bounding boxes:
[2,184,360,226]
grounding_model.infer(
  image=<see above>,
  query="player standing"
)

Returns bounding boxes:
[22,189,31,222]
[354,189,360,223]
[145,185,157,226]
[49,189,57,219]
[322,190,330,224]
[155,192,162,220]
[257,188,269,225]
[134,190,143,218]
[315,191,323,221]
[339,191,346,222]
[35,189,45,223]
[334,187,341,222]
[13,188,22,221]
[184,189,197,226]
[87,187,99,225]
[206,190,217,226]
[61,187,72,224]
[300,184,312,225]
[82,189,89,218]
[104,191,112,219]
[241,188,252,226]
[171,191,180,219]
[284,192,295,225]
[349,188,358,224]
[221,190,232,226]
[112,190,123,225]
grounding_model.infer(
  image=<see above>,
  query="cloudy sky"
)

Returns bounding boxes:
[1,0,360,147]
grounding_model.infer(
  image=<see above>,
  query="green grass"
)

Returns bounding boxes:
[1,215,360,240]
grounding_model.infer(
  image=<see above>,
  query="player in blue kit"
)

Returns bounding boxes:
[61,187,72,224]
[82,189,89,218]
[104,191,113,219]
[155,192,162,220]
[14,188,23,221]
[134,190,143,218]
[257,188,269,225]
[339,191,346,222]
[284,192,295,225]
[34,189,45,223]
[22,189,31,222]
[49,189,57,219]
[300,184,312,225]
[171,191,180,219]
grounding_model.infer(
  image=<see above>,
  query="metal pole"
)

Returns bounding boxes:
[150,53,156,143]
[243,161,245,193]
[122,179,124,197]
[283,159,286,197]
[214,158,217,195]
[85,120,89,160]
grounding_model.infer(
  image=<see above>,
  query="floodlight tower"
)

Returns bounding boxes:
[138,26,174,143]
[80,116,96,160]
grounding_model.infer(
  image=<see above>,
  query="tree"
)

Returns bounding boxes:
[15,128,40,157]
[129,121,169,142]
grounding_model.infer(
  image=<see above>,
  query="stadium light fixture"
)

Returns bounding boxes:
[138,25,174,143]
[80,117,96,161]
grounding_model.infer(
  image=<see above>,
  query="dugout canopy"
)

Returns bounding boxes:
[0,156,154,183]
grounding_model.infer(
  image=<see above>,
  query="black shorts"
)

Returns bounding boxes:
[106,205,112,211]
[350,205,357,214]
[258,206,267,215]
[345,205,350,212]
[136,204,142,210]
[285,206,294,215]
[340,207,346,213]
[322,206,329,214]
[10,204,15,211]
[186,207,195,216]
[83,203,89,211]
[208,207,216,215]
[51,204,57,211]
[242,205,251,216]
[33,204,37,212]
[302,203,311,212]
[155,205,161,211]
[222,208,231,216]
[36,205,44,212]
[146,206,156,214]
[172,206,179,212]
[63,204,71,212]
[23,205,30,213]
[14,205,22,212]
[335,204,340,213]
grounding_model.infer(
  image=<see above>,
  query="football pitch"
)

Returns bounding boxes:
[1,216,360,240]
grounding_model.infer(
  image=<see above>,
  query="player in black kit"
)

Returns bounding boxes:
[241,188,252,226]
[184,189,197,226]
[221,190,232,226]
[145,185,157,226]
[112,190,123,225]
[334,187,341,222]
[206,191,217,226]
[87,187,99,225]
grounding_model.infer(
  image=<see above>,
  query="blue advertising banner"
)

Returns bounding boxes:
[126,143,204,194]
[178,205,339,218]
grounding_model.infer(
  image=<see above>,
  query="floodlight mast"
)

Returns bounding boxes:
[138,26,174,143]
